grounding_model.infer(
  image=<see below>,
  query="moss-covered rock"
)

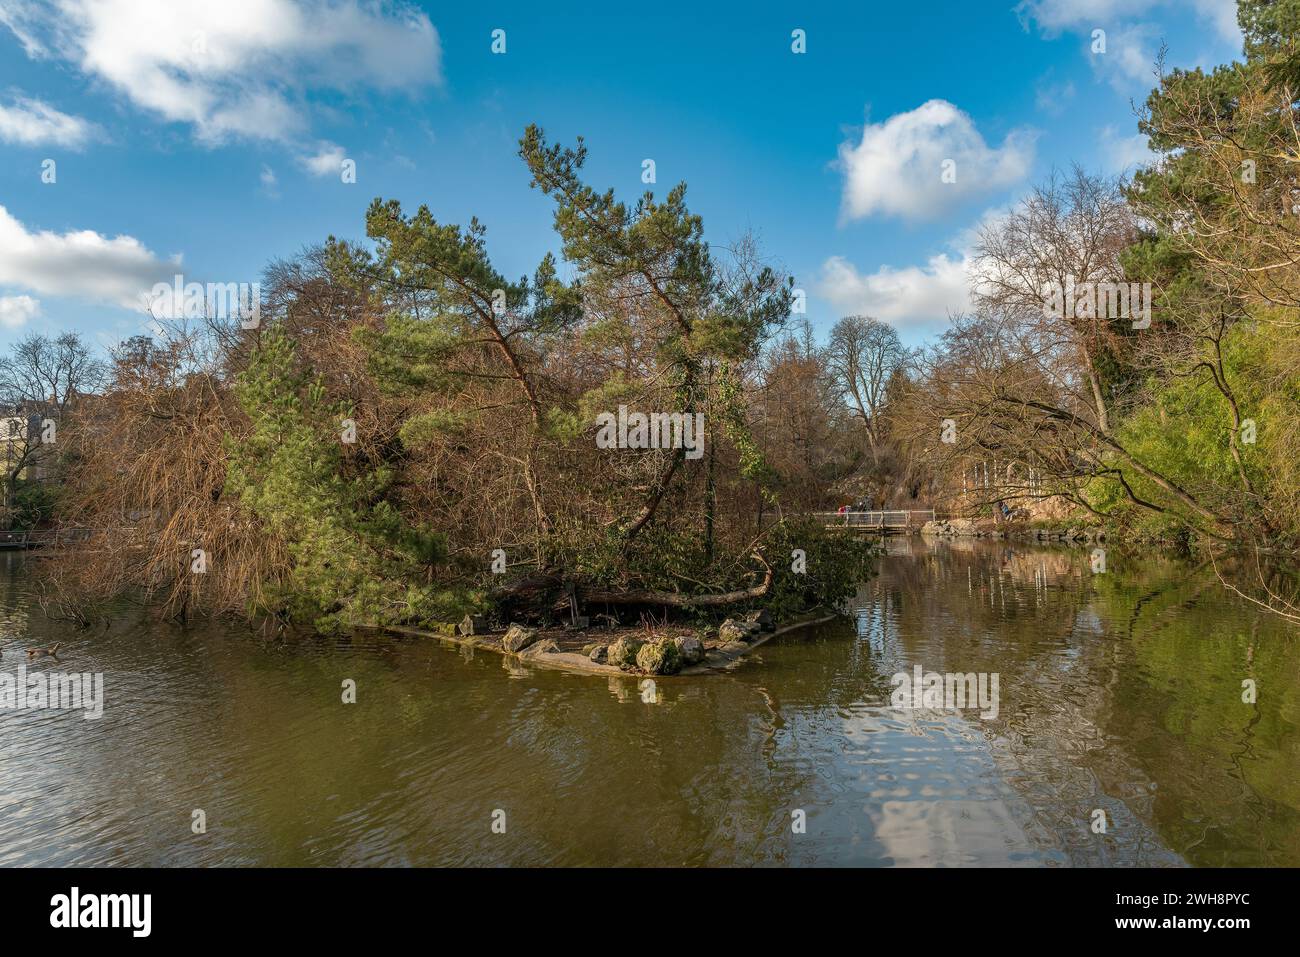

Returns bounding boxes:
[674,635,705,666]
[718,618,760,643]
[501,623,540,653]
[607,636,644,670]
[636,637,682,675]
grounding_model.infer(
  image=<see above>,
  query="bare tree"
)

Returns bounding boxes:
[0,332,105,520]
[825,315,905,463]
[973,167,1137,433]
[897,310,1236,538]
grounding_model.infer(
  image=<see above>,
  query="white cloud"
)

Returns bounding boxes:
[1189,0,1241,42]
[0,1,46,57]
[837,100,1036,222]
[1018,0,1243,90]
[1022,3,1230,92]
[0,94,97,148]
[1095,23,1163,91]
[301,142,346,177]
[0,205,178,310]
[1017,0,1241,43]
[1034,77,1076,115]
[1099,125,1157,173]
[259,163,280,198]
[815,205,1019,327]
[1,0,442,144]
[1018,0,1161,32]
[817,252,974,327]
[0,294,41,327]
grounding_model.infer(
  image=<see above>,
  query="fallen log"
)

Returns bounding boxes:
[578,554,772,607]
[487,554,773,613]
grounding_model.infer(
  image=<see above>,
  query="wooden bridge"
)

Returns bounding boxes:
[814,509,935,533]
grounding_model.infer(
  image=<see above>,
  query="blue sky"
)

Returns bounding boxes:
[0,1,1245,353]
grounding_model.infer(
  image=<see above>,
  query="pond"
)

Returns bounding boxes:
[1,539,1296,866]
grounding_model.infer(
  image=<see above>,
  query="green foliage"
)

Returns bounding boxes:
[355,312,466,395]
[1087,319,1299,542]
[216,128,848,636]
[545,522,707,594]
[576,373,639,426]
[398,409,470,449]
[519,128,711,345]
[519,124,789,365]
[758,518,878,621]
[537,515,876,624]
[544,407,583,443]
[1111,4,1300,546]
[1239,0,1300,56]
[361,199,583,342]
[344,198,582,421]
[225,329,469,632]
[716,363,774,488]
[8,480,57,530]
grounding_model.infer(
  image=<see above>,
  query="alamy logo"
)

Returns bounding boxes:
[890,665,1000,719]
[1042,278,1151,329]
[50,888,151,937]
[0,665,103,719]
[147,274,260,327]
[594,405,705,460]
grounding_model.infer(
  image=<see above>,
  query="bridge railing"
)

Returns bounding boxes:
[813,509,935,528]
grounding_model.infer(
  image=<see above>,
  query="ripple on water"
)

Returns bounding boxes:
[1,542,1298,866]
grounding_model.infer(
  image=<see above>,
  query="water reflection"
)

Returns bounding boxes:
[0,543,1296,866]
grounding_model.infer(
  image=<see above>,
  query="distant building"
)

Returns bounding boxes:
[0,399,57,487]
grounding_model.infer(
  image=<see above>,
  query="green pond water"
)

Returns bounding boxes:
[0,539,1297,866]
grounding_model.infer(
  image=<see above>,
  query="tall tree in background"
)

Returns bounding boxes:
[342,200,581,550]
[753,320,847,510]
[0,332,103,524]
[518,125,791,552]
[1111,0,1300,544]
[1134,0,1300,314]
[825,315,905,464]
[51,122,845,632]
[973,168,1139,433]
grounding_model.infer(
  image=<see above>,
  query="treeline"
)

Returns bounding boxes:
[893,0,1300,559]
[30,0,1300,629]
[36,129,883,632]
